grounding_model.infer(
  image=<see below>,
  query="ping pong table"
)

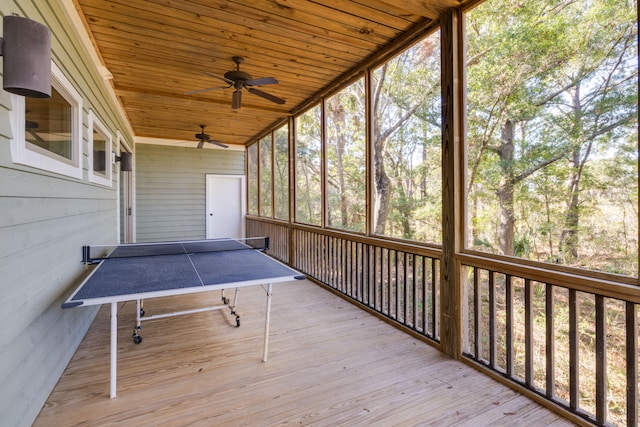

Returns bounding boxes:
[62,237,304,398]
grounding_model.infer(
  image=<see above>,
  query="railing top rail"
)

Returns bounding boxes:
[458,253,640,304]
[291,223,442,259]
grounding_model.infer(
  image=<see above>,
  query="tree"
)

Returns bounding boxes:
[295,105,322,225]
[371,33,442,240]
[552,3,638,259]
[466,0,637,269]
[326,79,366,232]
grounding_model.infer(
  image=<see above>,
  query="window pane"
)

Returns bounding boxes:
[247,143,258,215]
[25,87,73,161]
[274,124,289,220]
[259,135,273,217]
[371,31,442,243]
[465,0,638,276]
[295,105,322,225]
[326,78,366,232]
[92,128,107,177]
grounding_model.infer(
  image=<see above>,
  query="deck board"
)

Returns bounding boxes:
[35,280,573,426]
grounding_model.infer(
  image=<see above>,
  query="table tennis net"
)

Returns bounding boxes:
[83,237,269,263]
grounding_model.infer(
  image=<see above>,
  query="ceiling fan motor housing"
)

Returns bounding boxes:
[225,70,253,91]
[196,124,209,141]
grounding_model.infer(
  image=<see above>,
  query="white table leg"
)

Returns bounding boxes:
[262,283,273,362]
[110,302,118,399]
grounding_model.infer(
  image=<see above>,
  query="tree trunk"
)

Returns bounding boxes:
[335,120,348,227]
[561,148,581,260]
[373,133,391,235]
[497,119,515,256]
[325,101,350,228]
[561,85,584,261]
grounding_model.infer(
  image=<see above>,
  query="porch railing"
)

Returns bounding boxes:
[247,217,440,343]
[459,254,638,427]
[246,218,290,263]
[246,216,639,426]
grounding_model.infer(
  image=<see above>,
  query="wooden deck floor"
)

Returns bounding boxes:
[35,280,574,426]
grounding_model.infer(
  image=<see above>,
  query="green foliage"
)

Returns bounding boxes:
[273,125,289,220]
[295,105,323,225]
[466,0,638,276]
[371,32,443,243]
[513,233,531,257]
[259,135,273,217]
[326,79,367,232]
[247,144,258,215]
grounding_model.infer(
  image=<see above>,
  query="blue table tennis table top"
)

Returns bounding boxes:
[63,239,305,308]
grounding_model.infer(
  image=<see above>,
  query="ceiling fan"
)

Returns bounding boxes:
[195,125,227,148]
[25,119,45,143]
[185,56,285,110]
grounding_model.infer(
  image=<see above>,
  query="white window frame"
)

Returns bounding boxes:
[88,110,113,186]
[10,62,83,179]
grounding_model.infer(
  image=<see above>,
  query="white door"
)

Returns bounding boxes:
[206,174,246,239]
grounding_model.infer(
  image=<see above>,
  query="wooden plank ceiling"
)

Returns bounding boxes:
[73,0,468,148]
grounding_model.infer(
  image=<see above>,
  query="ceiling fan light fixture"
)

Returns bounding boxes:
[232,90,242,110]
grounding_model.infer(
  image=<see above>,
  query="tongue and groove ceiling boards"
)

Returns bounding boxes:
[73,0,468,147]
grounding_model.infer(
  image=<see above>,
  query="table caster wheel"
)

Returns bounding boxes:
[236,316,241,327]
[133,334,143,344]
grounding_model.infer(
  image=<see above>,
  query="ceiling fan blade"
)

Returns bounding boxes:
[184,85,229,95]
[245,76,278,86]
[232,90,242,109]
[208,140,228,148]
[247,87,285,105]
[204,71,234,85]
[27,130,46,144]
[197,140,205,148]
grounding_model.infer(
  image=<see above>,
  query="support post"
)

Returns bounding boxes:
[262,283,273,362]
[110,302,118,398]
[440,8,464,358]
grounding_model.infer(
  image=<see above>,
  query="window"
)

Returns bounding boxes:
[259,135,273,217]
[371,31,442,243]
[465,0,638,276]
[247,126,289,220]
[295,105,322,225]
[247,143,258,215]
[325,78,366,232]
[88,111,112,186]
[10,62,83,178]
[273,124,289,220]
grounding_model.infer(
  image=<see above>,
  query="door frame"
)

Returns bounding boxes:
[117,132,135,243]
[205,174,246,239]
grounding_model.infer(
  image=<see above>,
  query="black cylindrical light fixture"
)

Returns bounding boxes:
[1,15,51,98]
[119,152,133,172]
